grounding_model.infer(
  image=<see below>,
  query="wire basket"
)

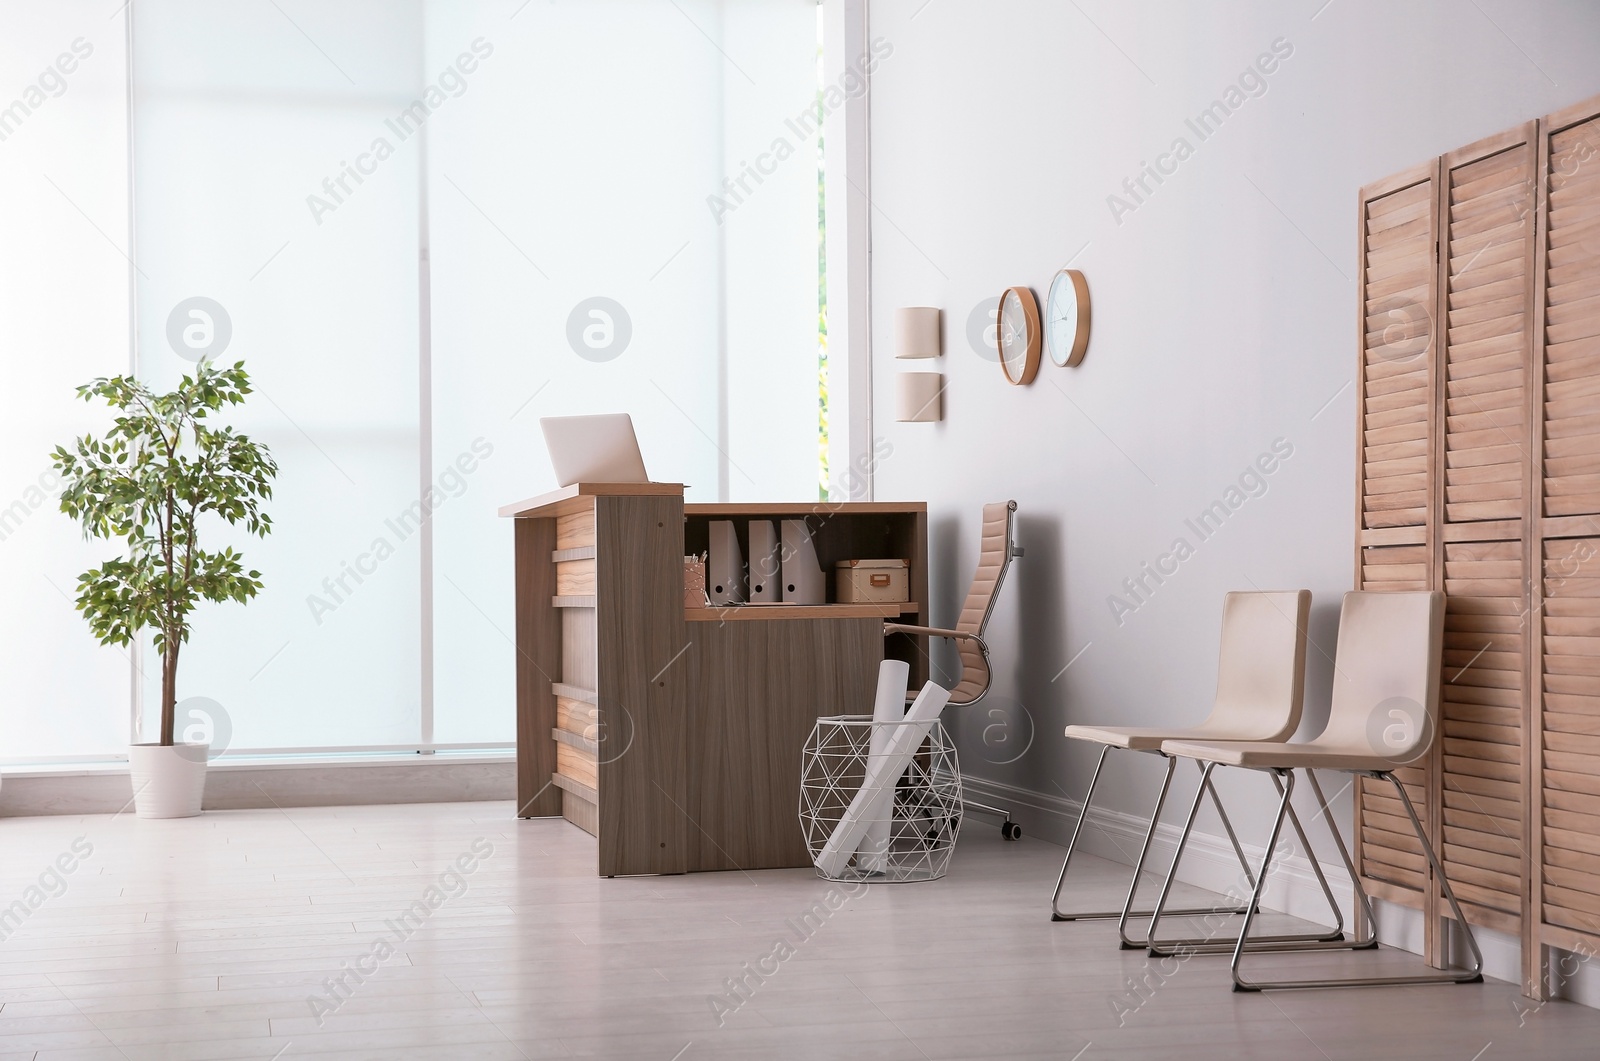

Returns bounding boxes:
[799,714,962,883]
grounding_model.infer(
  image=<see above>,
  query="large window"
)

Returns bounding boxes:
[0,2,131,760]
[0,0,826,762]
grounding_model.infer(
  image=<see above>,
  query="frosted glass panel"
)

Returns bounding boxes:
[0,3,133,760]
[130,1,424,748]
[426,0,821,743]
[3,0,822,757]
[723,1,827,503]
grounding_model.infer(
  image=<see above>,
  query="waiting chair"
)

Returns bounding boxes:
[1153,590,1483,991]
[885,500,1021,837]
[1050,590,1346,950]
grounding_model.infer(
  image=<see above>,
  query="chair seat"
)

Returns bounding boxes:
[1160,737,1415,772]
[1064,723,1286,751]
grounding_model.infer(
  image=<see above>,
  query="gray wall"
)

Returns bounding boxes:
[867,0,1600,859]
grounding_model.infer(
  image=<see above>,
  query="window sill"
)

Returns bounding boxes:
[0,749,515,779]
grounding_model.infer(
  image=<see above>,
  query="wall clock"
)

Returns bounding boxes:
[1046,268,1091,368]
[996,286,1041,386]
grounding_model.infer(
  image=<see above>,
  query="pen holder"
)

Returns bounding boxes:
[684,556,708,609]
[799,715,962,883]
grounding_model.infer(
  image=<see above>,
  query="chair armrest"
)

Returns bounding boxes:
[884,622,973,641]
[885,624,990,659]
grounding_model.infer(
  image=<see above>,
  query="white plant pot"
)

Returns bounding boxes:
[128,743,209,819]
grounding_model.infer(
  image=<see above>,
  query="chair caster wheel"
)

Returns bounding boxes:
[1001,820,1022,841]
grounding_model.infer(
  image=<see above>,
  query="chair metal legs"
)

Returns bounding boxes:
[1049,748,1255,932]
[1048,745,1112,921]
[1142,761,1349,956]
[1224,768,1483,991]
[1051,750,1482,993]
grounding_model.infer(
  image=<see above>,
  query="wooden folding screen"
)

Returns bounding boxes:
[1352,93,1600,997]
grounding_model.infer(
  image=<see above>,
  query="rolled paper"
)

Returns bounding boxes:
[858,660,911,873]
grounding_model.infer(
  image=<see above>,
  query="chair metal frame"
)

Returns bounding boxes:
[1147,761,1483,991]
[1051,745,1347,953]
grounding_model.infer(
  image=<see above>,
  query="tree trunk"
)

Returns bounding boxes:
[161,638,180,746]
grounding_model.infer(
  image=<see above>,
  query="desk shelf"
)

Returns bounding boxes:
[551,595,596,609]
[682,502,929,690]
[685,602,915,622]
[551,682,597,704]
[551,727,599,755]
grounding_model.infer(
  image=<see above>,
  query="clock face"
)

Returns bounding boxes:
[1046,268,1090,368]
[997,287,1040,386]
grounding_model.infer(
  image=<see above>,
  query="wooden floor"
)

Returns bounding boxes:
[1,801,1597,1059]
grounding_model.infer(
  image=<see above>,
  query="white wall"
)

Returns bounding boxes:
[865,0,1600,962]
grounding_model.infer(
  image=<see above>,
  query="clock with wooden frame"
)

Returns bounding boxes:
[995,286,1041,386]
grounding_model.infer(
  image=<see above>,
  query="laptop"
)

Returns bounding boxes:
[540,413,650,487]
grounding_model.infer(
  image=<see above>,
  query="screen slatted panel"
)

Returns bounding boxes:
[1538,110,1600,951]
[1362,179,1437,530]
[1438,540,1526,928]
[1355,166,1437,914]
[1431,133,1535,937]
[1542,121,1600,519]
[1357,544,1432,894]
[1360,543,1429,590]
[1442,147,1534,524]
[1541,538,1600,938]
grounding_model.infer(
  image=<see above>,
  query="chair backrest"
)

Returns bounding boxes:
[1317,590,1445,764]
[950,501,1018,704]
[1196,590,1312,742]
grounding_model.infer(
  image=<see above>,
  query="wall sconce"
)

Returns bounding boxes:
[896,371,943,422]
[894,306,943,421]
[895,307,941,359]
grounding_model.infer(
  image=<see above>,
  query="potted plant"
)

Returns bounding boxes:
[53,360,277,818]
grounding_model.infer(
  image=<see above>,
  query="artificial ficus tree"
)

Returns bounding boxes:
[53,360,277,746]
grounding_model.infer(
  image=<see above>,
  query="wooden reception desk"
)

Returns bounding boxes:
[499,483,928,876]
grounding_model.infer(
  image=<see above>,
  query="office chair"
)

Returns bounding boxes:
[1154,590,1483,991]
[885,500,1022,838]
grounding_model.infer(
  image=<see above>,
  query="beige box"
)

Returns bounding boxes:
[835,558,910,603]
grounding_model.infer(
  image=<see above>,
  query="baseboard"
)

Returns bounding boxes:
[0,758,515,816]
